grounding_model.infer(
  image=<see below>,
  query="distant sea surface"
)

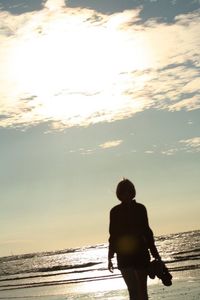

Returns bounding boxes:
[0,230,199,299]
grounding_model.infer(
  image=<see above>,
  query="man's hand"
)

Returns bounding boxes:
[108,259,114,273]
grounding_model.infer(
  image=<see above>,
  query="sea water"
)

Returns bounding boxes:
[0,230,199,299]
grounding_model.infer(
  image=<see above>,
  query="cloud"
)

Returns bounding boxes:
[160,137,200,155]
[161,148,179,156]
[67,139,122,155]
[168,95,200,111]
[179,137,200,152]
[99,140,123,149]
[145,150,154,154]
[0,2,200,129]
[44,0,66,10]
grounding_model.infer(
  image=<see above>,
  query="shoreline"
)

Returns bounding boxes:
[0,271,200,300]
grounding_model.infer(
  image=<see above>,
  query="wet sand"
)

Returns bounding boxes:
[0,272,200,299]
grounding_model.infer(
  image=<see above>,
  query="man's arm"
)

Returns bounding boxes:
[143,206,161,259]
[108,210,115,272]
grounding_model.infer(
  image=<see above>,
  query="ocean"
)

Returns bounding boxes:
[0,230,199,300]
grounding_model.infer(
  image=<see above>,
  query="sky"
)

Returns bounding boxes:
[0,0,199,257]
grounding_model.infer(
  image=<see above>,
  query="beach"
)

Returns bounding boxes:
[0,230,199,299]
[0,273,200,299]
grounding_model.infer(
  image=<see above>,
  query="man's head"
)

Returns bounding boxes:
[116,178,136,202]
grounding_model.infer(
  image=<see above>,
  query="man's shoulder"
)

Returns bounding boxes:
[110,204,121,213]
[110,201,147,213]
[135,201,147,211]
[135,201,146,208]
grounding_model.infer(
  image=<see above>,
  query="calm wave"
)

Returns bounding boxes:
[0,230,199,292]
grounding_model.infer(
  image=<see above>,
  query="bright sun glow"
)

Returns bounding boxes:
[1,0,199,129]
[1,2,152,129]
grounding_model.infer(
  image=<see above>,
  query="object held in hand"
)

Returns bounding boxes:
[148,259,173,286]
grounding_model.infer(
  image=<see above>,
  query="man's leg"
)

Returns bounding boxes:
[121,267,148,300]
[134,269,148,300]
[121,267,138,300]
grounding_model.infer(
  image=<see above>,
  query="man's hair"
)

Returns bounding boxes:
[116,178,136,201]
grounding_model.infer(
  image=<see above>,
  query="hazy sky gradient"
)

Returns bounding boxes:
[0,0,199,257]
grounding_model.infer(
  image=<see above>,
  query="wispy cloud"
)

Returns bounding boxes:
[44,0,65,10]
[179,137,200,152]
[145,150,154,154]
[168,95,200,111]
[160,137,200,155]
[99,140,123,149]
[161,148,179,156]
[0,1,199,129]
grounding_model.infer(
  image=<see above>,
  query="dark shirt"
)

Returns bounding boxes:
[108,199,159,269]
